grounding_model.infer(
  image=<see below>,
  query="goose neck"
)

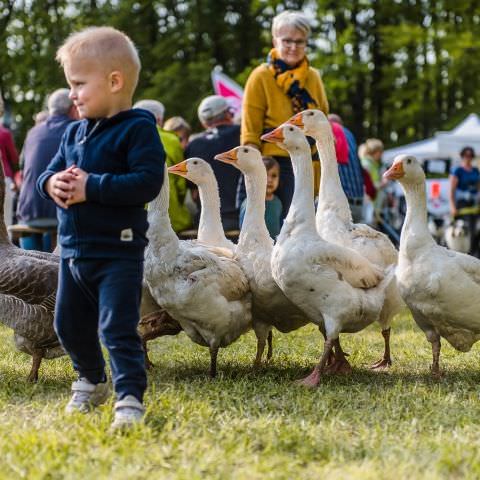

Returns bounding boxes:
[284,145,317,234]
[0,170,9,242]
[197,178,226,245]
[238,166,271,248]
[147,176,179,254]
[400,181,435,251]
[314,126,351,222]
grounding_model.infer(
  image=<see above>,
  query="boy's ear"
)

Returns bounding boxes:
[109,70,124,93]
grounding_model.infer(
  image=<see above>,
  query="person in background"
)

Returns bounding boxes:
[241,10,329,220]
[0,96,20,185]
[164,116,192,150]
[37,26,165,429]
[327,113,365,223]
[359,138,386,223]
[449,146,480,255]
[133,99,192,233]
[239,156,282,240]
[359,138,385,189]
[34,110,49,125]
[185,95,242,231]
[16,88,78,251]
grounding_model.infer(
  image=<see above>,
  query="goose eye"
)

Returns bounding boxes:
[289,127,294,131]
[407,158,412,164]
[193,160,198,165]
[243,148,248,153]
[308,112,314,116]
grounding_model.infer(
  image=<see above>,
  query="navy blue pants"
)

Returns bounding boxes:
[55,258,147,402]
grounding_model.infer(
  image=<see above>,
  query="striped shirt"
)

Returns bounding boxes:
[337,127,364,200]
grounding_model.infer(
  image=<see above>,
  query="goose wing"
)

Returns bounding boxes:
[0,255,57,305]
[310,242,384,289]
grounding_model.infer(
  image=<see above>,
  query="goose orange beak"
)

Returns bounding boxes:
[214,148,238,165]
[261,126,285,143]
[168,161,188,176]
[383,161,405,180]
[286,112,304,128]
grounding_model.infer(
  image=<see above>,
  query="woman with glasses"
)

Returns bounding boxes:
[449,146,480,254]
[241,10,329,220]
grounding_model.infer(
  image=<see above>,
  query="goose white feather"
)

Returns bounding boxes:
[214,146,310,365]
[287,109,404,369]
[168,157,235,252]
[144,166,252,376]
[265,123,394,387]
[384,155,480,375]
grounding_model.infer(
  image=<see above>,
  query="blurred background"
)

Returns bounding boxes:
[2,0,480,147]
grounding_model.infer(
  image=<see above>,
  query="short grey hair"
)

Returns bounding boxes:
[272,10,311,38]
[133,99,165,124]
[47,88,73,115]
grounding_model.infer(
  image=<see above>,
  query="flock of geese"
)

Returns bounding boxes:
[2,109,480,384]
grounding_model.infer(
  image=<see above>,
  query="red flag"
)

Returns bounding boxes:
[211,67,244,118]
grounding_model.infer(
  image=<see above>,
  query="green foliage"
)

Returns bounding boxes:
[2,315,480,478]
[3,0,480,148]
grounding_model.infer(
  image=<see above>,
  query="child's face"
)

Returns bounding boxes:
[266,165,280,197]
[64,59,116,119]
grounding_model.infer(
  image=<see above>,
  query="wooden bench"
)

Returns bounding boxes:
[177,229,241,242]
[7,224,58,250]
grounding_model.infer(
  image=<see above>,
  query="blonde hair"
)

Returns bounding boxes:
[364,138,384,156]
[56,26,141,96]
[272,11,311,38]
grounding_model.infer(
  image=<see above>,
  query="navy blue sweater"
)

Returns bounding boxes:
[37,109,165,260]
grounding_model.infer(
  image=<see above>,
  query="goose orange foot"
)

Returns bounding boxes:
[296,368,321,388]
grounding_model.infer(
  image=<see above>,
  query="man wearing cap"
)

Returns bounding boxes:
[185,95,242,231]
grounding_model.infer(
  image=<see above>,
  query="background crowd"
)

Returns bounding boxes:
[1,8,479,255]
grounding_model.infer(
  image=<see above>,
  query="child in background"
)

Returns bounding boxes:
[36,26,165,429]
[239,156,282,239]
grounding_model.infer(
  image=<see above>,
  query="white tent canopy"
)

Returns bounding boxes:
[384,113,480,164]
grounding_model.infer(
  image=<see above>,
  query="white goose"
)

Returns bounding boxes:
[215,146,311,365]
[263,124,393,387]
[287,109,404,369]
[168,158,235,252]
[384,155,480,375]
[144,169,252,377]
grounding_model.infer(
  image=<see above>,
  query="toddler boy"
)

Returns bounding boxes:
[37,26,165,429]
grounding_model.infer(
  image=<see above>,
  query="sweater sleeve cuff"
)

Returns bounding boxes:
[86,173,102,202]
[36,172,54,200]
[241,133,261,146]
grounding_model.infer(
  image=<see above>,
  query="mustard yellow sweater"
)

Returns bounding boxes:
[241,63,329,157]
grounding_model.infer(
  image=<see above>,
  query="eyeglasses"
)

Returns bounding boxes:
[279,38,307,48]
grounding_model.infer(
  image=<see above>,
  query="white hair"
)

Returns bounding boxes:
[47,88,73,115]
[272,10,311,38]
[133,99,165,123]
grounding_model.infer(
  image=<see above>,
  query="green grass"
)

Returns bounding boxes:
[1,314,480,479]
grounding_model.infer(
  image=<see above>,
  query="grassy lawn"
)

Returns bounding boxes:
[1,313,480,479]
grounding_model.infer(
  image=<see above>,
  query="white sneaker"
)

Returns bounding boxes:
[65,378,110,414]
[111,395,145,430]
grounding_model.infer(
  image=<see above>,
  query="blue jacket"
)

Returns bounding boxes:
[37,109,165,260]
[17,114,74,223]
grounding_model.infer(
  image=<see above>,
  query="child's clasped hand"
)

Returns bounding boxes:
[46,164,88,209]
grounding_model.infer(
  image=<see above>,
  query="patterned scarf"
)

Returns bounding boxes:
[267,48,317,113]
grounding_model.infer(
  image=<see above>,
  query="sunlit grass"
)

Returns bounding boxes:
[1,313,480,479]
